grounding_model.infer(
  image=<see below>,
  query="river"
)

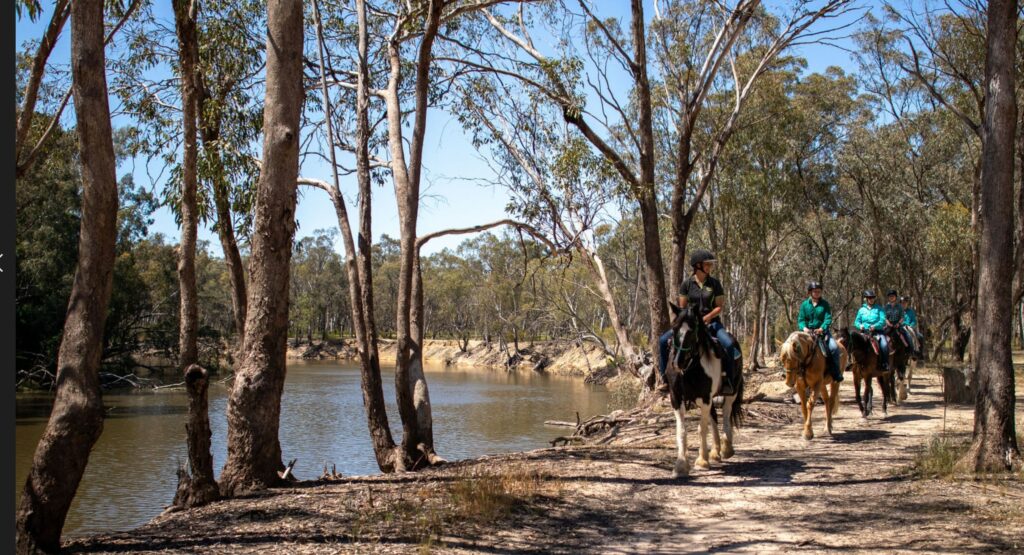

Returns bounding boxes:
[14,361,609,538]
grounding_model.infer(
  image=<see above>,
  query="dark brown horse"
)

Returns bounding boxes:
[836,328,896,419]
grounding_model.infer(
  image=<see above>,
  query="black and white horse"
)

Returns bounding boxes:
[666,304,744,478]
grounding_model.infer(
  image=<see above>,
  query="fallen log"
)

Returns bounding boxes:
[544,420,577,428]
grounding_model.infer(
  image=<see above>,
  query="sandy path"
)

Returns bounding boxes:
[65,371,1023,554]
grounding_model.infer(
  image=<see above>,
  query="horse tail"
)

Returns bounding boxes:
[731,363,745,429]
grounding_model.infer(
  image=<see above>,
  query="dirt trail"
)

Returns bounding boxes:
[65,371,1023,554]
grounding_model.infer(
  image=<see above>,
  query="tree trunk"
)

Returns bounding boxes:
[172,364,219,508]
[747,275,765,371]
[174,0,200,369]
[196,88,248,344]
[15,0,119,549]
[310,0,398,472]
[961,0,1020,473]
[630,0,670,358]
[410,256,441,463]
[219,0,303,496]
[385,0,443,469]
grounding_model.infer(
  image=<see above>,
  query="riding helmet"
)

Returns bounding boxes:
[863,289,876,298]
[689,249,716,270]
[900,295,910,302]
[807,281,823,291]
[887,289,898,297]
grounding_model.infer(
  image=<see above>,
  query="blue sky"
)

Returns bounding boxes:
[16,0,869,257]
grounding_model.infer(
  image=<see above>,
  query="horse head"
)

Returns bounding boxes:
[779,331,815,380]
[669,303,710,369]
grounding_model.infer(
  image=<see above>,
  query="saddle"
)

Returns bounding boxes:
[673,334,740,397]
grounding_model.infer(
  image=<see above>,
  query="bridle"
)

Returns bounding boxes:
[671,309,706,372]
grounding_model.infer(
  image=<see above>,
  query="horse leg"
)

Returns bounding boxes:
[820,380,833,436]
[694,401,711,469]
[879,375,889,417]
[865,378,873,418]
[854,371,865,419]
[895,365,906,404]
[906,364,914,396]
[798,382,813,440]
[709,408,722,463]
[672,406,690,479]
[829,380,841,418]
[721,394,736,459]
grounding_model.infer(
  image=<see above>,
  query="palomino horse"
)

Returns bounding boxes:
[666,305,744,478]
[779,331,847,440]
[836,328,896,419]
[888,327,912,402]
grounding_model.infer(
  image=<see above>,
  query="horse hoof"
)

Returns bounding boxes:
[673,461,690,478]
[710,450,722,463]
[803,430,814,441]
[695,457,710,469]
[721,444,735,460]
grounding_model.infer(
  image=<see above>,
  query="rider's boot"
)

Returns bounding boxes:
[829,355,843,382]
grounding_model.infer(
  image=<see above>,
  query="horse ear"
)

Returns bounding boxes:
[669,301,681,316]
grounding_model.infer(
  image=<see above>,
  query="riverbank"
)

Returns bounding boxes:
[287,338,617,382]
[63,368,1024,554]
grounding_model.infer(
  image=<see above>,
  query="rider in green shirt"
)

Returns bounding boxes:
[797,281,842,382]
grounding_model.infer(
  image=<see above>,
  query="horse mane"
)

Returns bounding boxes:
[779,332,811,371]
[674,307,715,358]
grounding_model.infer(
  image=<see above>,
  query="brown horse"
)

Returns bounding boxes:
[779,332,846,439]
[836,328,896,419]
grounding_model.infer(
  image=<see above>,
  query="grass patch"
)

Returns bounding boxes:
[348,464,559,551]
[447,464,558,523]
[909,434,971,479]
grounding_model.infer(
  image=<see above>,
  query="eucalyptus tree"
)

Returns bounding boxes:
[963,0,1019,472]
[16,0,121,549]
[173,0,202,369]
[112,0,264,349]
[218,0,304,496]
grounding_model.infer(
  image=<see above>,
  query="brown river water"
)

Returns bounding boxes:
[15,361,609,538]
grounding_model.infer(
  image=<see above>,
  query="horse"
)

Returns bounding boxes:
[779,331,847,440]
[888,326,912,402]
[665,304,744,479]
[836,328,896,419]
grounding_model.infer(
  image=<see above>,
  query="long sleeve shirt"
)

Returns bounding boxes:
[854,303,886,332]
[797,297,833,331]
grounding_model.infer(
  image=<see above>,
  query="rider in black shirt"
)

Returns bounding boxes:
[658,250,740,391]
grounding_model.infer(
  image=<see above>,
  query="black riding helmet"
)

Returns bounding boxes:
[689,249,716,270]
[863,289,876,298]
[807,281,823,292]
[887,289,898,297]
[900,295,911,302]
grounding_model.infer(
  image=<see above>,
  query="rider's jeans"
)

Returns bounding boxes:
[873,332,889,368]
[658,322,739,380]
[818,333,841,376]
[708,321,738,378]
[658,329,674,379]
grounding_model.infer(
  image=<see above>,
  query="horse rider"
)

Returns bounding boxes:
[797,281,843,382]
[901,295,924,358]
[657,250,741,393]
[854,289,889,371]
[883,289,914,352]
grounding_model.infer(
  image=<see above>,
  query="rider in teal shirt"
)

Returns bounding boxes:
[901,296,923,358]
[854,290,889,370]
